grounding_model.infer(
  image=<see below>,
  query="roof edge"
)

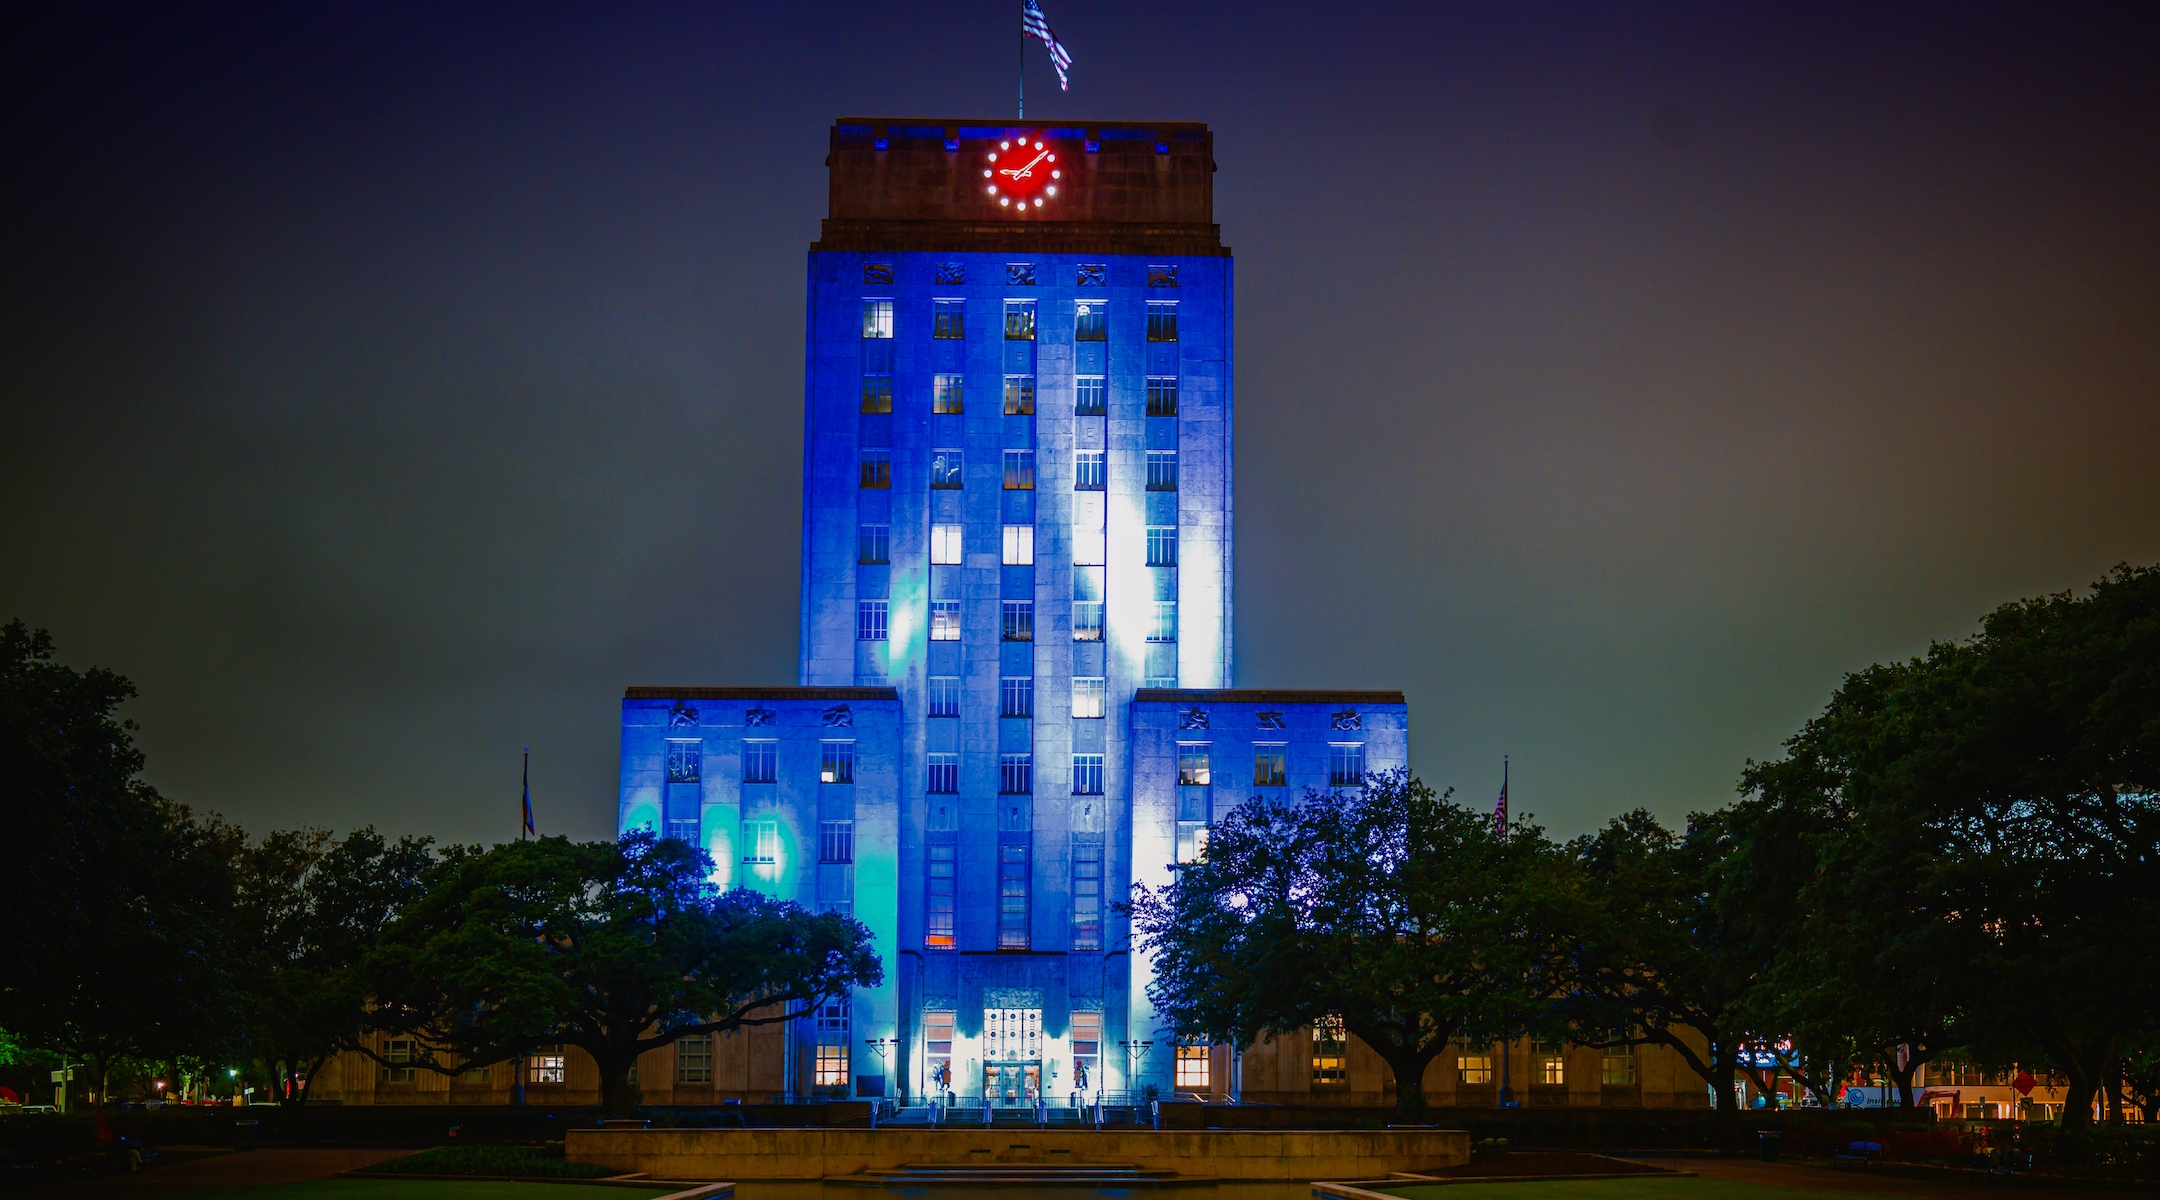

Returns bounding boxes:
[1132,688,1407,705]
[624,686,900,702]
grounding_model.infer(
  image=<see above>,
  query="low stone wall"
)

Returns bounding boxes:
[566,1127,1471,1181]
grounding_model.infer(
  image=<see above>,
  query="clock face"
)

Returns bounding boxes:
[982,136,1065,215]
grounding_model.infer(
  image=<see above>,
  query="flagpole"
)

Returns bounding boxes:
[1018,17,1025,119]
[1496,756,1512,1108]
[521,747,531,841]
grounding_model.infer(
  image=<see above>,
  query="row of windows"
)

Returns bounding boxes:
[862,373,1177,417]
[862,299,1178,343]
[858,522,1176,566]
[923,835,1106,952]
[866,598,1177,643]
[672,738,1360,791]
[862,259,1176,290]
[865,448,1178,491]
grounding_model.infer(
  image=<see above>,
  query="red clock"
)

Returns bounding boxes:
[982,136,1064,215]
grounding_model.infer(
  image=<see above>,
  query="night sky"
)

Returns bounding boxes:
[8,3,2157,846]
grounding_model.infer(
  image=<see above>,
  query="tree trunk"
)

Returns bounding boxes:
[2105,1062,2124,1126]
[1373,1046,1439,1116]
[595,1048,642,1115]
[1885,1056,1919,1109]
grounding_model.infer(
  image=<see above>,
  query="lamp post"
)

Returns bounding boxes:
[1119,1039,1153,1103]
[864,1037,897,1100]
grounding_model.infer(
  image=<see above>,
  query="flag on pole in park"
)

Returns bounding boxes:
[1023,0,1073,90]
[1494,758,1509,836]
[522,748,536,838]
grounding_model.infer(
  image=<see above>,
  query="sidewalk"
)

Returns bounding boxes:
[16,1147,409,1199]
[1617,1152,2139,1198]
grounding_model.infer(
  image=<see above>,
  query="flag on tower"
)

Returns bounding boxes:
[1023,0,1073,91]
[1494,758,1509,837]
[522,748,536,838]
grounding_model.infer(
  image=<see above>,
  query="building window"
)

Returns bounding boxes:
[666,817,700,845]
[862,299,893,340]
[930,600,961,641]
[1074,450,1105,489]
[1146,300,1178,342]
[925,1010,955,1088]
[743,740,777,784]
[667,740,701,783]
[930,523,963,565]
[821,741,855,785]
[857,600,887,641]
[860,449,891,488]
[1003,375,1036,415]
[1002,524,1034,565]
[677,1035,714,1084]
[1458,1049,1495,1085]
[1312,1016,1348,1084]
[999,753,1033,795]
[933,299,965,340]
[382,1038,416,1083]
[933,373,964,413]
[457,1061,492,1084]
[1071,1010,1102,1080]
[930,449,963,489]
[1075,299,1106,341]
[1533,1039,1565,1086]
[1072,602,1103,640]
[1003,450,1035,490]
[1177,745,1211,786]
[820,820,854,863]
[1602,1043,1637,1086]
[1146,376,1178,416]
[1001,676,1035,718]
[928,675,960,718]
[1072,676,1105,719]
[1253,745,1286,788]
[1329,744,1365,788]
[1175,1043,1209,1090]
[814,1001,849,1087]
[860,373,893,414]
[1002,600,1034,642]
[859,524,890,564]
[927,753,959,794]
[741,820,778,864]
[1149,601,1177,643]
[1072,836,1103,948]
[998,842,1030,949]
[926,844,956,948]
[1146,451,1178,491]
[1072,753,1104,796]
[1075,375,1106,416]
[1146,525,1178,566]
[527,1045,566,1085]
[1004,299,1036,340]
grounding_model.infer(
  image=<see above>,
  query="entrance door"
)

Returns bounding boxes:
[983,1062,1041,1103]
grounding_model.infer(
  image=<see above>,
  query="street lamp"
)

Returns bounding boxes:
[1119,1039,1153,1102]
[863,1037,897,1101]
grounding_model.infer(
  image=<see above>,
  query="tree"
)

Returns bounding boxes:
[1129,771,1582,1114]
[360,832,882,1112]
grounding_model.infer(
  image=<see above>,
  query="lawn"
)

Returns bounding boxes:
[1377,1179,1846,1200]
[185,1180,679,1200]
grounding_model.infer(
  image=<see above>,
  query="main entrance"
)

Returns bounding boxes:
[983,1007,1043,1103]
[983,1061,1040,1103]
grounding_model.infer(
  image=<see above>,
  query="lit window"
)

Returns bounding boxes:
[1312,1017,1348,1084]
[1004,300,1036,340]
[821,741,855,785]
[928,675,960,718]
[1003,450,1036,490]
[1253,745,1286,788]
[1072,754,1104,796]
[857,600,887,641]
[926,844,956,948]
[933,373,964,413]
[859,524,889,564]
[676,1035,714,1084]
[741,820,778,864]
[860,449,891,489]
[1074,451,1105,490]
[861,373,892,413]
[1071,1010,1102,1079]
[1175,1043,1209,1090]
[814,1001,849,1087]
[1146,525,1178,566]
[1146,451,1177,491]
[820,820,854,863]
[998,841,1030,948]
[1071,835,1103,948]
[1072,676,1105,719]
[742,741,777,784]
[1002,524,1034,565]
[930,600,961,641]
[932,299,965,340]
[1001,676,1035,718]
[527,1045,566,1085]
[1002,600,1034,642]
[925,1010,955,1089]
[1075,375,1106,416]
[1602,1042,1637,1086]
[667,740,701,783]
[1146,300,1178,342]
[1329,744,1365,788]
[382,1038,416,1083]
[1072,602,1103,640]
[862,299,893,340]
[1533,1039,1565,1086]
[930,449,963,489]
[999,754,1033,795]
[1178,745,1211,787]
[931,523,963,564]
[1458,1050,1494,1085]
[927,753,958,794]
[1075,300,1106,341]
[1146,376,1178,416]
[1004,375,1036,415]
[1149,601,1177,643]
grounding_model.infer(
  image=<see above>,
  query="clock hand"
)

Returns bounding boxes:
[999,148,1053,179]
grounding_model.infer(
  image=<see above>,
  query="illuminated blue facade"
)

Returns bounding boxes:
[619,119,1409,1103]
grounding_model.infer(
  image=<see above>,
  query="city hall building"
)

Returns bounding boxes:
[314,117,1705,1111]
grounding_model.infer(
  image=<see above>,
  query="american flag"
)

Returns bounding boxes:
[1023,0,1072,91]
[1494,758,1509,836]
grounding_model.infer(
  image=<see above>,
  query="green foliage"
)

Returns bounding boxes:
[359,1144,614,1178]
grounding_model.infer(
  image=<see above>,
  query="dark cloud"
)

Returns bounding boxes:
[5,1,2157,844]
